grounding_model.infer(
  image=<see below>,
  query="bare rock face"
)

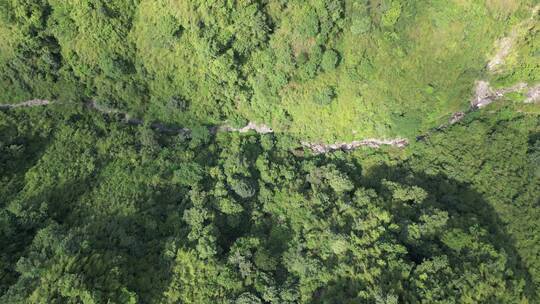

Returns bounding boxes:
[218,122,273,134]
[232,122,273,134]
[471,81,495,108]
[471,81,528,109]
[525,85,540,104]
[301,138,409,154]
[449,112,466,125]
[487,37,514,72]
[0,99,51,109]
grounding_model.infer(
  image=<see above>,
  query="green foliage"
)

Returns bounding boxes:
[164,250,239,303]
[1,0,533,142]
[381,1,403,28]
[314,86,336,105]
[409,106,540,297]
[320,49,339,71]
[0,105,538,302]
[0,1,539,303]
[172,163,204,186]
[230,177,256,199]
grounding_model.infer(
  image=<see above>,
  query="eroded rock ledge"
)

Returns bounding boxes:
[301,139,409,154]
[216,122,274,134]
[525,84,540,104]
[471,81,530,109]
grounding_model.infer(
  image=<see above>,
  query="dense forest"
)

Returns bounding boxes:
[0,0,539,303]
[1,99,539,303]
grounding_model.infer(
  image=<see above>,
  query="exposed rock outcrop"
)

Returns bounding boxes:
[217,122,274,134]
[471,81,528,109]
[525,85,540,104]
[0,99,51,109]
[301,139,409,154]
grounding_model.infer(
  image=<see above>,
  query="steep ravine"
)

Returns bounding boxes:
[1,81,536,154]
[1,81,538,153]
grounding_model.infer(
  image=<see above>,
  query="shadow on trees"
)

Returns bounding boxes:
[0,130,53,293]
[0,133,51,204]
[313,161,538,302]
[0,173,98,295]
[74,181,189,303]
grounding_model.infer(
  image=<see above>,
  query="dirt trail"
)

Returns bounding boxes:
[88,100,276,137]
[84,101,404,150]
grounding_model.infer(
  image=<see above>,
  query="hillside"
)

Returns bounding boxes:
[0,1,539,303]
[1,1,538,141]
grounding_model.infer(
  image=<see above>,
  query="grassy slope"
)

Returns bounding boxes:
[0,0,537,142]
[240,0,534,141]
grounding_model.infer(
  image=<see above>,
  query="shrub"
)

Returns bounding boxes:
[314,86,336,105]
[321,49,339,71]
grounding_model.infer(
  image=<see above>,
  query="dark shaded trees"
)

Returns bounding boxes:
[0,104,538,302]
